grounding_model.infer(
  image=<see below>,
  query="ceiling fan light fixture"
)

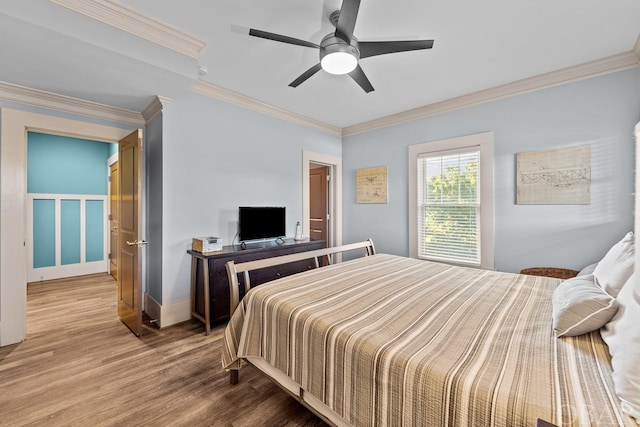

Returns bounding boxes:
[319,35,360,75]
[321,51,358,75]
[245,2,434,92]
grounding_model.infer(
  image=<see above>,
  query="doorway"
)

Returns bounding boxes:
[302,150,342,251]
[26,132,116,283]
[109,158,119,281]
[0,108,141,346]
[309,163,329,247]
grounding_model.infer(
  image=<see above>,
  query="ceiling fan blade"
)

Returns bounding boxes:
[348,65,374,93]
[289,63,323,88]
[249,28,319,49]
[359,40,434,59]
[335,0,361,44]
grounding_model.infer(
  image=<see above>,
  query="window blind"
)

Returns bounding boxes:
[417,150,480,265]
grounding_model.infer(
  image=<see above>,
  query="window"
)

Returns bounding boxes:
[409,132,494,269]
[418,150,480,264]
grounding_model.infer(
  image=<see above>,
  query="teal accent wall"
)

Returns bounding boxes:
[61,200,80,265]
[28,132,111,195]
[33,199,55,268]
[108,142,118,157]
[28,132,111,269]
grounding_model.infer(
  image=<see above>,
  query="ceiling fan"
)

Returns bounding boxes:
[246,0,434,93]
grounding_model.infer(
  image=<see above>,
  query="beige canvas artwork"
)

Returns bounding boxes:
[356,166,388,203]
[516,145,591,205]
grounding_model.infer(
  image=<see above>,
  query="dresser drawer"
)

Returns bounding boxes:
[189,239,325,330]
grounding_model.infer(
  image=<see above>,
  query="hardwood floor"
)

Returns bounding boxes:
[0,274,327,427]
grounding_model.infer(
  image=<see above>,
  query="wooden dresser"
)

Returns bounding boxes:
[187,239,324,334]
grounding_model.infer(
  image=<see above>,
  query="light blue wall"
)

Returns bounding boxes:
[28,132,114,267]
[160,91,342,304]
[145,115,163,304]
[343,68,640,273]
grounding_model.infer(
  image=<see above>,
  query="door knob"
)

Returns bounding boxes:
[126,240,148,247]
[113,226,119,230]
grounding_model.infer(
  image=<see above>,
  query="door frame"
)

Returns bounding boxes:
[302,150,342,249]
[108,152,118,278]
[0,108,136,346]
[308,163,329,245]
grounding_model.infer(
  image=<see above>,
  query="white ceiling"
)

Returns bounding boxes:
[1,0,639,129]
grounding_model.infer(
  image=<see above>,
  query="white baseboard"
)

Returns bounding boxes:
[160,299,191,328]
[143,296,190,329]
[28,261,108,282]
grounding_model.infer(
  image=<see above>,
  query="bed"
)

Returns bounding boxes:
[222,241,637,426]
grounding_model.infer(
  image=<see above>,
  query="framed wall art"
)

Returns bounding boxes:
[516,145,591,205]
[356,166,388,204]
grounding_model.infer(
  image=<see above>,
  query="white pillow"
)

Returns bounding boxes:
[600,273,640,423]
[577,262,598,277]
[593,232,634,297]
[551,275,619,337]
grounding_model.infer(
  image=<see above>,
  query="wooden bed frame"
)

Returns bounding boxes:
[222,240,579,427]
[224,239,376,385]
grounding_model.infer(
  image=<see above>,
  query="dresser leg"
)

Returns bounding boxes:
[190,256,197,320]
[190,255,211,335]
[203,260,211,336]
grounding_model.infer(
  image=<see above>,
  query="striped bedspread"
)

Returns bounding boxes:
[222,254,635,426]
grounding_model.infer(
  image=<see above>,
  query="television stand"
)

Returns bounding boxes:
[187,238,324,334]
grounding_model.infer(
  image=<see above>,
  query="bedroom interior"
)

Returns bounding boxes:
[0,0,639,425]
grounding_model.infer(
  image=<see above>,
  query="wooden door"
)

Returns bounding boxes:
[109,162,119,281]
[117,130,144,336]
[309,165,329,247]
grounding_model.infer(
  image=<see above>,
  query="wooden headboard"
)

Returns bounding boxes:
[225,239,376,315]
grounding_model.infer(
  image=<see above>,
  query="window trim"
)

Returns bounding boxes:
[409,132,494,270]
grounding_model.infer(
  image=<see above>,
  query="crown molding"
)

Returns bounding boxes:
[0,81,145,126]
[343,49,640,137]
[188,81,342,137]
[3,45,637,138]
[49,0,206,59]
[142,95,172,124]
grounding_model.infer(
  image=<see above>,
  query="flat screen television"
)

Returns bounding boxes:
[238,206,286,242]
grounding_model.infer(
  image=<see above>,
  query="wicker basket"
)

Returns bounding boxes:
[519,267,579,280]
